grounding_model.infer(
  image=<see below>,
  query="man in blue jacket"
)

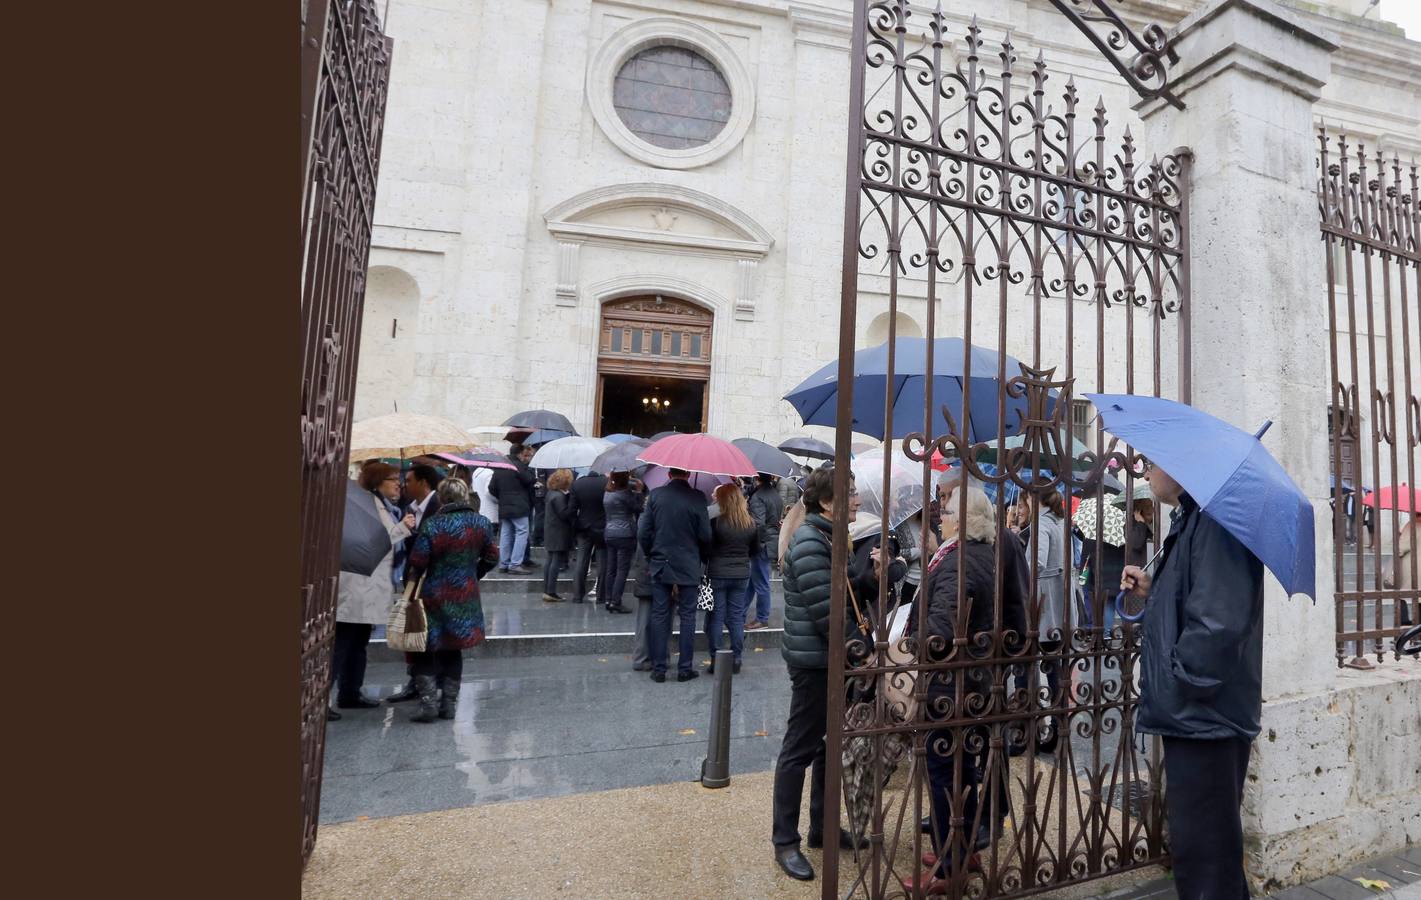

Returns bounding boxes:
[637,468,712,682]
[1121,461,1264,900]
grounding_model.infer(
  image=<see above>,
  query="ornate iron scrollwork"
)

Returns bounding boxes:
[1047,0,1185,110]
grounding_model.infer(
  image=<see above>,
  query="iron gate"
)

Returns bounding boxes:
[299,0,392,864]
[824,2,1190,896]
[1319,128,1420,667]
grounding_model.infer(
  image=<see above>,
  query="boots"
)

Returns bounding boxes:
[409,675,439,723]
[386,677,419,703]
[438,676,460,719]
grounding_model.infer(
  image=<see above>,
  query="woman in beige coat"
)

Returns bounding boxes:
[1382,512,1419,627]
[331,462,414,720]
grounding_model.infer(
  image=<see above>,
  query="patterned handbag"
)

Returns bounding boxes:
[387,573,428,652]
[695,575,716,612]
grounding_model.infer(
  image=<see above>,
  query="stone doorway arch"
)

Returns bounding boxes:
[595,294,712,437]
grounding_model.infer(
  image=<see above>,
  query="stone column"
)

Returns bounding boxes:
[1131,0,1413,890]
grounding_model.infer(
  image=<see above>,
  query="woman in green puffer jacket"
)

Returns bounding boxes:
[770,466,905,882]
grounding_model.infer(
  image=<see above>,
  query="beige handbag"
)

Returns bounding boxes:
[387,573,428,653]
[848,581,918,724]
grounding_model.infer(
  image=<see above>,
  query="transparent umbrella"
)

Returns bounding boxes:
[850,448,925,529]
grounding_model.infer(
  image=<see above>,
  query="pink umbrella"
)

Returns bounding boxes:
[637,433,757,478]
[641,465,734,499]
[1363,484,1418,513]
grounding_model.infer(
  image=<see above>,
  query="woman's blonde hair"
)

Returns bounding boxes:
[714,483,752,531]
[547,469,574,492]
[779,499,806,566]
[943,487,996,544]
[436,477,470,505]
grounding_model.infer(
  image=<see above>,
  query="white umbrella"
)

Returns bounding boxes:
[530,436,613,470]
[850,448,925,529]
[349,412,474,460]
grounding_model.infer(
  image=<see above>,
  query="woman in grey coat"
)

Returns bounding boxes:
[1022,488,1072,752]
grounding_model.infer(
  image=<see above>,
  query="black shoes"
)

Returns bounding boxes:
[775,846,814,881]
[918,818,995,851]
[650,671,667,683]
[605,603,632,614]
[808,828,867,850]
[386,680,419,703]
[326,708,341,721]
[337,696,381,709]
[733,660,742,675]
[677,670,700,682]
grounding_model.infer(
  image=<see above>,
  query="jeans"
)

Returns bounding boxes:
[742,555,772,624]
[707,576,750,663]
[772,665,828,847]
[648,578,698,675]
[573,530,604,600]
[499,516,530,568]
[1162,736,1252,899]
[409,648,463,682]
[602,537,636,607]
[331,621,373,703]
[543,550,568,596]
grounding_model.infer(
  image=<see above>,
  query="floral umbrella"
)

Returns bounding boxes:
[1074,495,1126,547]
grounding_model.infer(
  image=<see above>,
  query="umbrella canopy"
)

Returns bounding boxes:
[732,438,801,478]
[341,480,393,576]
[502,409,576,433]
[1074,496,1126,547]
[641,464,733,499]
[1111,480,1154,508]
[591,438,653,475]
[350,412,474,460]
[1363,484,1417,512]
[531,436,613,470]
[1086,393,1315,600]
[778,436,835,461]
[649,430,680,441]
[433,449,515,471]
[850,448,925,529]
[783,337,1056,441]
[522,428,573,447]
[601,433,643,444]
[638,433,757,478]
[976,432,1094,471]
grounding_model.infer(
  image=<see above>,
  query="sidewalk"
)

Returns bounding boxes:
[1096,847,1421,899]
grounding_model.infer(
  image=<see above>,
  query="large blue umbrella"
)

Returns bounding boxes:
[783,337,1054,441]
[601,433,642,444]
[1086,393,1315,600]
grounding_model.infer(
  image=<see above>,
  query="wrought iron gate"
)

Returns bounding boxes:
[824,2,1190,896]
[299,0,392,864]
[1319,129,1420,668]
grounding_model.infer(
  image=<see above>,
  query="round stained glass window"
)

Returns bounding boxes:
[612,45,733,150]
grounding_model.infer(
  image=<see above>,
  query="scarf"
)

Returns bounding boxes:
[377,492,408,589]
[925,537,960,576]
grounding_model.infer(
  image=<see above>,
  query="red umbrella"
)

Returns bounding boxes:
[638,433,757,478]
[1363,483,1418,512]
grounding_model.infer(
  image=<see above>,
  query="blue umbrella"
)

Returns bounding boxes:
[1086,393,1315,600]
[783,337,1055,441]
[522,428,573,447]
[602,433,642,444]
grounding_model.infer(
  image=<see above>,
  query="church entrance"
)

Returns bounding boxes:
[595,295,712,437]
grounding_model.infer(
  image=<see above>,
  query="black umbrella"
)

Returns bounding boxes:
[732,438,801,478]
[502,409,577,433]
[341,480,393,576]
[649,430,679,442]
[778,436,835,461]
[590,438,653,475]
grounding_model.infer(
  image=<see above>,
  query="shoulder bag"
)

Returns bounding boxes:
[387,572,428,652]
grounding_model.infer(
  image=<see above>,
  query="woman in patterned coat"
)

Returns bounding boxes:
[405,477,500,723]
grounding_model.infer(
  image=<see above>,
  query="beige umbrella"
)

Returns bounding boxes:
[349,413,475,460]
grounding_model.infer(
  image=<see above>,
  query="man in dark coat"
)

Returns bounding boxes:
[743,474,784,630]
[490,444,536,572]
[569,471,609,604]
[1121,463,1264,900]
[637,468,711,682]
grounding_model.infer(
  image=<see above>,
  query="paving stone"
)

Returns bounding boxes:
[1371,856,1421,884]
[1269,887,1330,900]
[1306,874,1387,900]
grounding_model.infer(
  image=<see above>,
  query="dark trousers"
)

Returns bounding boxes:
[331,622,373,703]
[924,723,1006,872]
[648,579,697,675]
[573,530,604,600]
[772,665,829,847]
[409,648,463,682]
[602,537,636,606]
[543,550,568,596]
[1163,736,1252,900]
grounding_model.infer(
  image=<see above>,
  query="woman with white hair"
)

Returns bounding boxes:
[901,485,1028,894]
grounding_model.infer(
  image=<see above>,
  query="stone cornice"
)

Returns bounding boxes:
[544,182,775,258]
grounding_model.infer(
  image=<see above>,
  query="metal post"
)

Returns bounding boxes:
[700,649,734,788]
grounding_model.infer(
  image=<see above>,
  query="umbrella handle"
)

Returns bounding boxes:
[1114,589,1147,623]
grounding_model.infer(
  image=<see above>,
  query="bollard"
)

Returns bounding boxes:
[700,649,734,788]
